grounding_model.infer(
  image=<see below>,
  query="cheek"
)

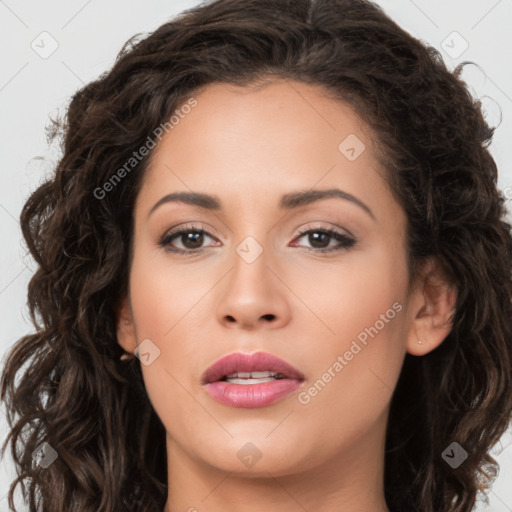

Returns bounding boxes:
[128,242,209,342]
[290,244,409,420]
[293,313,406,459]
[288,237,408,351]
[126,246,217,421]
[127,262,206,446]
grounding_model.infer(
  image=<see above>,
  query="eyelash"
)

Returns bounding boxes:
[159,223,356,255]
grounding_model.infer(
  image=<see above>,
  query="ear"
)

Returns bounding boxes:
[115,295,138,355]
[405,257,457,356]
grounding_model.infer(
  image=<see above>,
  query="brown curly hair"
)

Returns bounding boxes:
[2,0,511,511]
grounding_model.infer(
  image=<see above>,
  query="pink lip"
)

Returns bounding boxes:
[201,351,305,408]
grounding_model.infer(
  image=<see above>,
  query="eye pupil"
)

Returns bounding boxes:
[183,232,203,249]
[309,232,329,248]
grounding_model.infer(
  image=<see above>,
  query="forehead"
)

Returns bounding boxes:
[136,80,397,220]
[155,80,372,159]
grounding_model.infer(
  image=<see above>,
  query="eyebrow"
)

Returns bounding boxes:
[147,188,375,221]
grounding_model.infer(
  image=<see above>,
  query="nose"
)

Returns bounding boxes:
[215,241,291,331]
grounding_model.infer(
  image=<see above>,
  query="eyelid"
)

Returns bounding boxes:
[295,222,354,239]
[162,222,216,238]
[160,222,218,245]
[160,222,352,242]
[159,221,356,255]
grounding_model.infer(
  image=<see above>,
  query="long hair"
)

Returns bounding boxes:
[2,1,511,510]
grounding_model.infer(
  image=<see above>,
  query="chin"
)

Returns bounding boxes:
[189,434,315,477]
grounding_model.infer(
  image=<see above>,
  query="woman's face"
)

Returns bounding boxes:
[117,80,433,478]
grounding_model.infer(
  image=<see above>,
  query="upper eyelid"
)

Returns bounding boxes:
[161,223,354,246]
[295,223,354,238]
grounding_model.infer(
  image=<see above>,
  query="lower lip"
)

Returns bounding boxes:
[204,379,304,408]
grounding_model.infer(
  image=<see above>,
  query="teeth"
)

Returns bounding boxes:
[223,370,286,384]
[225,370,280,379]
[226,377,277,385]
[227,371,251,378]
[252,371,275,378]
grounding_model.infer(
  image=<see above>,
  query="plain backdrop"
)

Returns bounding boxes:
[1,0,511,510]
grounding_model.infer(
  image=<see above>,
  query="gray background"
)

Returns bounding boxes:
[1,0,511,510]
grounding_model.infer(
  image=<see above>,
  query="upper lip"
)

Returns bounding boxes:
[201,351,305,384]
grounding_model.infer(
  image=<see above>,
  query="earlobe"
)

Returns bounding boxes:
[406,257,458,356]
[115,296,138,355]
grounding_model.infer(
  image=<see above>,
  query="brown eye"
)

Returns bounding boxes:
[160,224,217,254]
[293,228,356,253]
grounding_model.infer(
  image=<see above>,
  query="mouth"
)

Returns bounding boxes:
[201,351,305,408]
[218,370,288,384]
[201,351,305,385]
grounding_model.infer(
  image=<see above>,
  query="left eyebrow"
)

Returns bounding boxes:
[279,188,375,220]
[147,187,375,221]
[148,192,221,219]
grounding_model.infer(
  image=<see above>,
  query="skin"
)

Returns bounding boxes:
[116,79,457,512]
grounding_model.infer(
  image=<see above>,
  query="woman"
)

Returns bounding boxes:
[2,0,511,511]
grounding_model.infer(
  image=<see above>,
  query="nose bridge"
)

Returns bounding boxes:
[229,231,272,294]
[214,226,291,329]
[224,200,288,290]
[226,198,272,269]
[235,232,266,265]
